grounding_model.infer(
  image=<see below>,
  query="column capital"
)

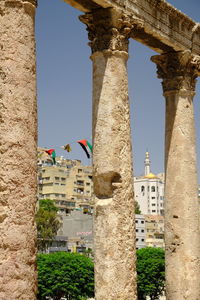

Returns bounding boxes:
[151,51,200,93]
[22,0,37,5]
[79,8,134,54]
[5,0,37,7]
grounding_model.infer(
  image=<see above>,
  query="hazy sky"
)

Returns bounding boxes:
[35,0,200,177]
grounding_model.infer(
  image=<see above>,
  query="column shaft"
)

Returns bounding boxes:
[152,51,200,300]
[80,9,137,300]
[92,51,136,300]
[0,1,37,299]
[165,90,199,299]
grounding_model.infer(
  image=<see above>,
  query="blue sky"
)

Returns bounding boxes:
[35,0,200,177]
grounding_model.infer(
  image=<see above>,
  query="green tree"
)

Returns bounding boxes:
[37,252,94,300]
[135,201,141,214]
[36,199,61,252]
[136,247,165,300]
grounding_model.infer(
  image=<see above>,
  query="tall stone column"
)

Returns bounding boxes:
[0,1,37,299]
[80,9,137,300]
[151,51,200,300]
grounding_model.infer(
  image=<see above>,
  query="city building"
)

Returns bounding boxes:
[145,215,165,248]
[58,210,93,253]
[135,214,146,249]
[38,148,165,253]
[134,152,165,215]
[57,211,146,252]
[37,148,93,215]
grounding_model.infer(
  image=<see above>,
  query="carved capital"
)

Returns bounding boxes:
[22,0,37,5]
[5,0,37,7]
[151,51,200,93]
[79,8,133,54]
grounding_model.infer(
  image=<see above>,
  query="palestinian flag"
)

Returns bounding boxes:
[45,149,56,164]
[77,139,92,159]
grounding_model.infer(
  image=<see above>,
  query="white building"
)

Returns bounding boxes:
[135,214,146,249]
[134,152,165,215]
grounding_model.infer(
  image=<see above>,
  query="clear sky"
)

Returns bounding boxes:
[35,0,200,178]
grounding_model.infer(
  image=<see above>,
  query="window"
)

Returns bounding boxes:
[136,238,138,242]
[86,182,90,186]
[55,177,59,180]
[141,239,144,242]
[61,177,66,181]
[152,210,156,213]
[78,169,82,173]
[141,220,144,224]
[136,229,138,232]
[152,203,156,206]
[141,186,145,192]
[77,180,84,186]
[141,229,144,233]
[151,186,155,192]
[66,202,75,207]
[151,197,155,199]
[135,220,138,223]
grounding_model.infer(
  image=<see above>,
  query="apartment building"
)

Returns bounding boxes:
[37,149,93,214]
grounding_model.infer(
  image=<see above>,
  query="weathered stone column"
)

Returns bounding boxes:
[151,51,200,300]
[80,8,137,300]
[0,1,37,299]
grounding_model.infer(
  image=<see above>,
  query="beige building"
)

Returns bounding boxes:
[145,215,164,249]
[37,148,93,214]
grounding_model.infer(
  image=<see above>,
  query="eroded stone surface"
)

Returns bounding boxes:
[152,51,200,300]
[0,1,37,299]
[81,8,137,300]
[67,0,200,55]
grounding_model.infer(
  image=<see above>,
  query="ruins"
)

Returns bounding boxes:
[0,0,200,299]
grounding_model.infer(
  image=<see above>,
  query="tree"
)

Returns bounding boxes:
[36,199,61,252]
[37,252,94,300]
[136,247,165,300]
[135,201,141,214]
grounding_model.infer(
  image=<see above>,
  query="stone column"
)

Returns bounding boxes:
[80,9,137,300]
[151,51,200,300]
[0,1,37,299]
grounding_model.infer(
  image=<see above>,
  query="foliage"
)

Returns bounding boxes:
[36,199,61,252]
[82,248,94,259]
[37,252,94,300]
[136,247,165,300]
[135,201,141,214]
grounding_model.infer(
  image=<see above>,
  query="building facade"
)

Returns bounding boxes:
[135,214,146,249]
[134,152,165,215]
[145,215,165,249]
[38,149,93,214]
